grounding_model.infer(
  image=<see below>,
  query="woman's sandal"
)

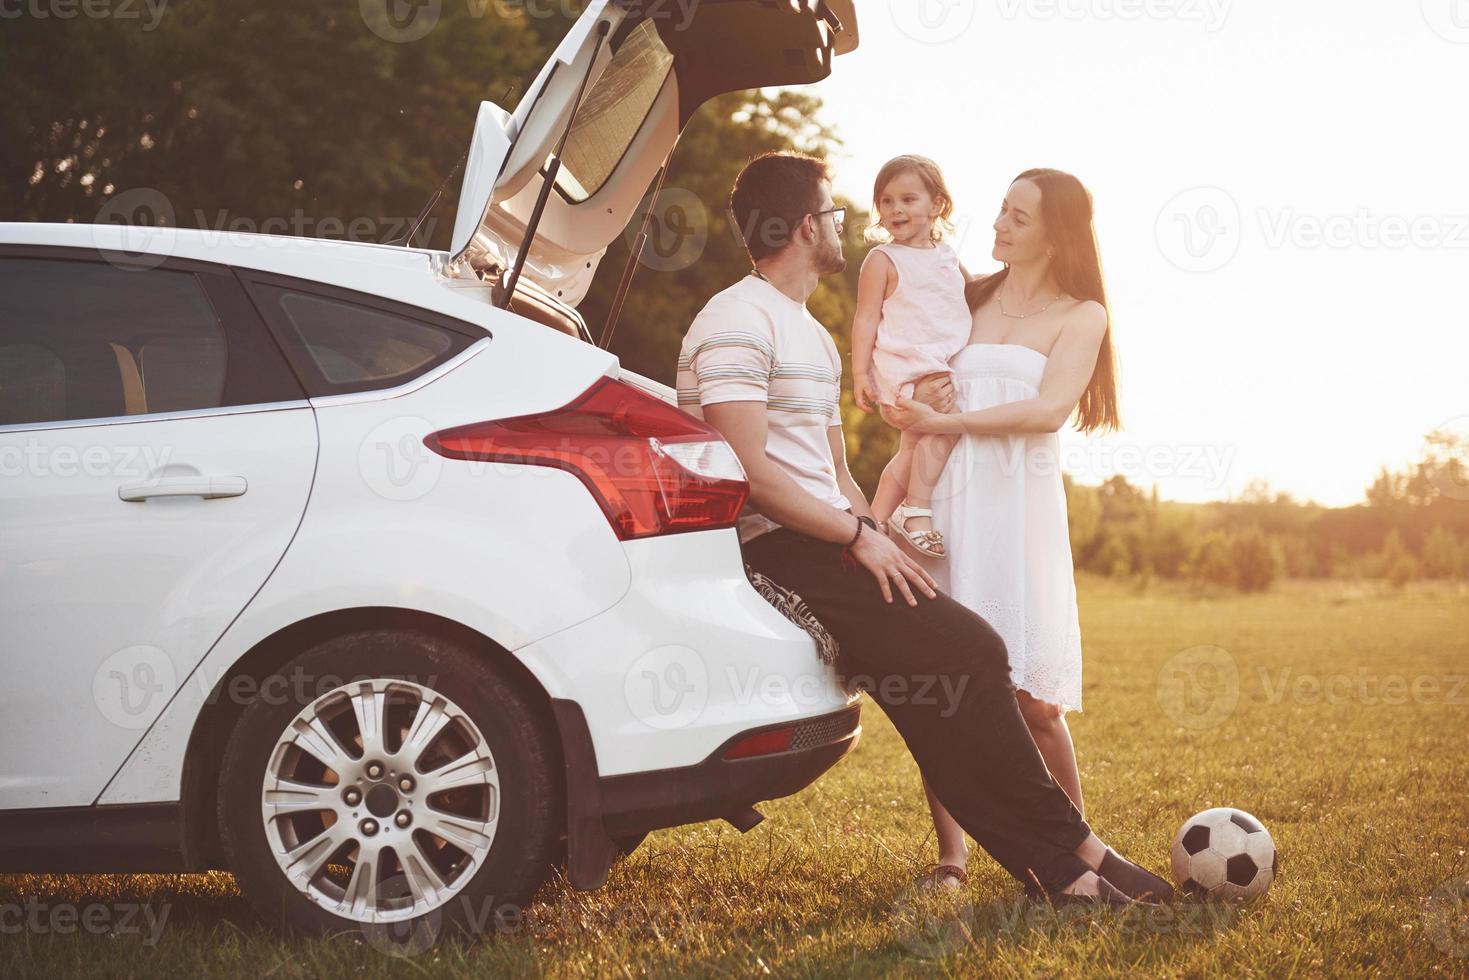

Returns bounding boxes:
[889,502,947,559]
[916,864,969,894]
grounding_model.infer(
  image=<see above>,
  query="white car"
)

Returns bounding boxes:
[0,1,861,937]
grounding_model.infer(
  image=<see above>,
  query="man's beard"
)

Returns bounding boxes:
[817,239,847,276]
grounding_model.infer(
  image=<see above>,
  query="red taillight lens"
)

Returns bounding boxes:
[722,726,795,761]
[424,376,749,540]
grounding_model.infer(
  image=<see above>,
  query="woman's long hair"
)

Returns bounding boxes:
[965,168,1121,433]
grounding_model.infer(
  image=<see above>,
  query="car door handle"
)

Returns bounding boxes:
[118,476,249,501]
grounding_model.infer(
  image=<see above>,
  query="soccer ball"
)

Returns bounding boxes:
[1171,807,1278,900]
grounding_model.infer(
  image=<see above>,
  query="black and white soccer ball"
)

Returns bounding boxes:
[1170,807,1278,900]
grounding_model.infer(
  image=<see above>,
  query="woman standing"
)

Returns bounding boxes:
[886,168,1120,892]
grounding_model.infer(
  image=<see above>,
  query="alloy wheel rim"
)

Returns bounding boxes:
[259,677,500,923]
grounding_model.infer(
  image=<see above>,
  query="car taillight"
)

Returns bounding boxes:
[722,726,795,760]
[424,376,749,540]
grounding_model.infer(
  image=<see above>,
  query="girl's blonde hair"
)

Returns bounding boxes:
[864,155,957,244]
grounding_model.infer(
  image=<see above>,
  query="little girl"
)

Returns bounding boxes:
[852,155,972,558]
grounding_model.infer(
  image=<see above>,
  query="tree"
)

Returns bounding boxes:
[1189,531,1235,589]
[1421,526,1463,579]
[1230,526,1282,593]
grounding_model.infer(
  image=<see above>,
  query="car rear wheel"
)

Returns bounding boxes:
[218,629,559,942]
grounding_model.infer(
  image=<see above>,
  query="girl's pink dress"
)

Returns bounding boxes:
[866,241,972,405]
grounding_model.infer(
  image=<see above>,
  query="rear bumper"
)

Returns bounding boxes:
[552,699,861,889]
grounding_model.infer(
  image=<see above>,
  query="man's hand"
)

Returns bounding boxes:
[912,372,956,413]
[851,521,939,606]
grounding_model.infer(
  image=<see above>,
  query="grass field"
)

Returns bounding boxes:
[4,576,1468,978]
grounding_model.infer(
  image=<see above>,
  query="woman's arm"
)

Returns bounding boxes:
[890,301,1109,435]
[850,250,893,413]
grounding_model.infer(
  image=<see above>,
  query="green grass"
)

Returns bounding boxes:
[4,577,1468,978]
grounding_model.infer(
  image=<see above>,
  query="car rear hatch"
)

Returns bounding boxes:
[448,0,859,307]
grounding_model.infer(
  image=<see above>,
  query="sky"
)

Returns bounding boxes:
[798,0,1469,506]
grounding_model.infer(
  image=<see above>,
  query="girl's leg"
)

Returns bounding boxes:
[896,432,960,553]
[871,428,920,524]
[1016,690,1085,818]
[922,773,969,870]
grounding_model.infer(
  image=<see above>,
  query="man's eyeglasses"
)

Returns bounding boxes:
[809,206,846,234]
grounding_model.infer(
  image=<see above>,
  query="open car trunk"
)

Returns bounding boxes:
[448,0,859,307]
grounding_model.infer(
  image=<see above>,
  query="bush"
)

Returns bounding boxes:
[1421,526,1463,579]
[1387,554,1419,588]
[1231,526,1283,593]
[1189,531,1236,588]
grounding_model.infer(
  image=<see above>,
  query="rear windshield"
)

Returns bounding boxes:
[555,19,674,202]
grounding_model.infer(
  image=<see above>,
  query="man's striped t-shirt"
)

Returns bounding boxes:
[676,274,850,543]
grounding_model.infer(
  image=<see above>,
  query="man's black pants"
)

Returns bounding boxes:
[742,526,1092,894]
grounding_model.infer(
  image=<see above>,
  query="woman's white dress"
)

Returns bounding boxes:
[929,343,1085,713]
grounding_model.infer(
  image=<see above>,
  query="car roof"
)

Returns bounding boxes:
[1,222,452,307]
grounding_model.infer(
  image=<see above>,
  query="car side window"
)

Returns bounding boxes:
[245,280,481,397]
[0,257,228,427]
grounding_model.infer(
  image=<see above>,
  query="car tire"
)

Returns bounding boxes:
[217,628,559,943]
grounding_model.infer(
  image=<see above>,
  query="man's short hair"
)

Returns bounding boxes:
[729,151,831,262]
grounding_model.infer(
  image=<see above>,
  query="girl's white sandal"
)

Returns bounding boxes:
[889,503,947,560]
